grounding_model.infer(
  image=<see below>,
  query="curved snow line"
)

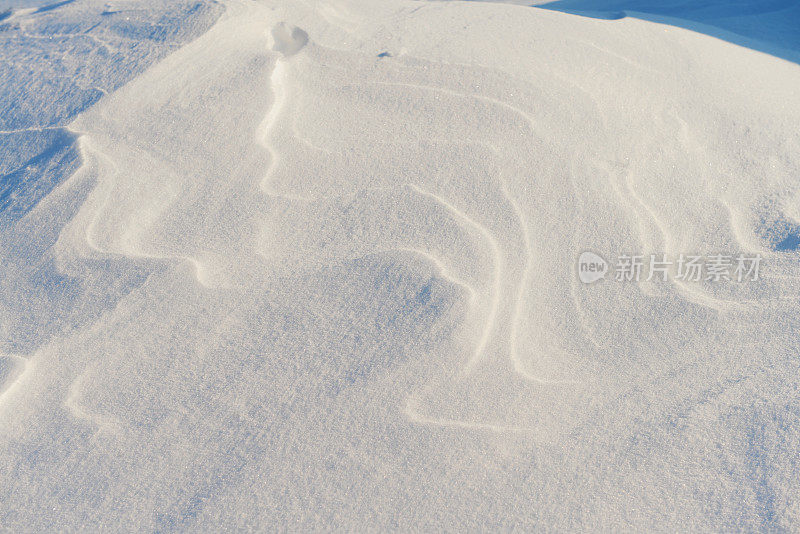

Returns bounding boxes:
[365,80,545,380]
[64,367,124,437]
[406,183,503,372]
[404,397,537,434]
[0,354,30,409]
[70,136,212,286]
[600,158,749,314]
[621,168,750,313]
[388,245,479,305]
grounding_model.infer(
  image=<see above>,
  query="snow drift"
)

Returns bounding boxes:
[1,0,799,530]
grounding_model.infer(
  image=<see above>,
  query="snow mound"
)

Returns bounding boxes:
[1,0,799,530]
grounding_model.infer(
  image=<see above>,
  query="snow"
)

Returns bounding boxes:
[1,0,799,530]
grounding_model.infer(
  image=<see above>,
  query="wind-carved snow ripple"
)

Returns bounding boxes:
[257,41,596,432]
[19,2,281,439]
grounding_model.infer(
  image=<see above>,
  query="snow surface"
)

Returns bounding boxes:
[1,0,799,530]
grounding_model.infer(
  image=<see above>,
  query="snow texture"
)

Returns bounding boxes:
[1,0,799,530]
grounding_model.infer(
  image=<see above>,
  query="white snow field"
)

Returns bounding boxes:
[1,0,800,530]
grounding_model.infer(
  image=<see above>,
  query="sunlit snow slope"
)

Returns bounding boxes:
[1,0,799,530]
